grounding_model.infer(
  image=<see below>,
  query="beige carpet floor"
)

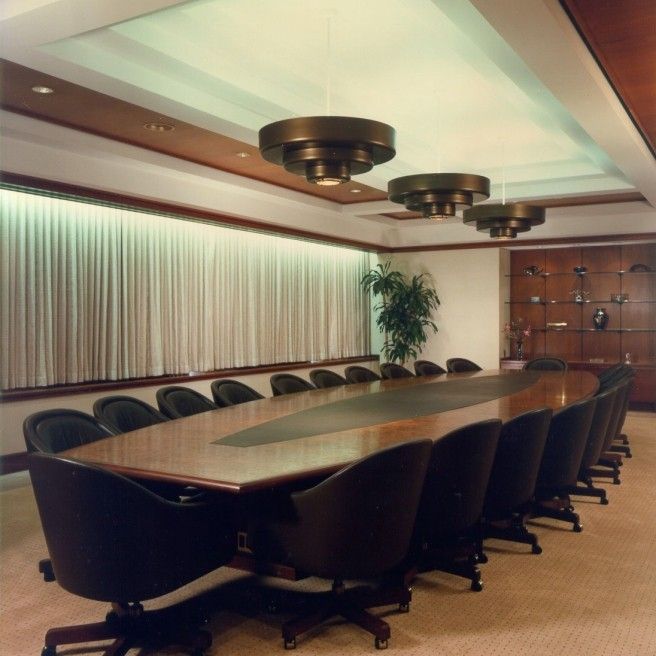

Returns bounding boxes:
[1,411,655,656]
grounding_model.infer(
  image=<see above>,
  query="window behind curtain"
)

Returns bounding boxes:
[0,187,371,389]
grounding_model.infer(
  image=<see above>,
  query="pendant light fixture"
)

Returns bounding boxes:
[462,202,545,239]
[462,162,545,239]
[388,172,490,220]
[259,116,396,186]
[258,14,395,186]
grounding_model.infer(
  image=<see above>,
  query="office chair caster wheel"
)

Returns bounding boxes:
[375,638,388,649]
[613,478,621,485]
[471,579,483,592]
[41,647,56,656]
[399,602,410,613]
[531,544,542,555]
[284,637,296,650]
[573,523,583,533]
[478,553,488,564]
[601,497,609,505]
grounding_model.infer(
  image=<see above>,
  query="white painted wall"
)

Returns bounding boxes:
[384,248,508,370]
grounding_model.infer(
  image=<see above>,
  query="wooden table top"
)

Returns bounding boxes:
[64,369,598,494]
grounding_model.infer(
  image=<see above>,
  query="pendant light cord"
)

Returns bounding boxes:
[326,15,332,115]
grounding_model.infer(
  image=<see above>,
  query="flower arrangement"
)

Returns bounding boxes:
[504,318,532,360]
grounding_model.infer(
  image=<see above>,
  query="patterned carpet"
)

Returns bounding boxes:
[1,411,655,655]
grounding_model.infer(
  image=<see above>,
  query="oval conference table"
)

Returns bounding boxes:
[64,369,598,495]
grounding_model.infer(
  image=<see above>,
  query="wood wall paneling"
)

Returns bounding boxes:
[546,304,582,330]
[546,331,582,361]
[545,247,581,273]
[621,244,656,271]
[582,331,621,362]
[581,245,621,271]
[510,249,546,275]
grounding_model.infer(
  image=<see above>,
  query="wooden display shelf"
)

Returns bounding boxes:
[507,243,655,409]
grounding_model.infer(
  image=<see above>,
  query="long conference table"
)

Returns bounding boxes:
[64,369,599,495]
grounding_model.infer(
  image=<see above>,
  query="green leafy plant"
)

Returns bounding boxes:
[361,260,440,364]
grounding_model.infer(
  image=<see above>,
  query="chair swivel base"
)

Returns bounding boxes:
[42,601,211,656]
[532,497,582,532]
[483,515,542,555]
[281,579,410,650]
[587,465,621,485]
[417,548,483,591]
[568,477,609,505]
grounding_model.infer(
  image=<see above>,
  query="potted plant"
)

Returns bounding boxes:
[503,318,532,360]
[361,260,440,364]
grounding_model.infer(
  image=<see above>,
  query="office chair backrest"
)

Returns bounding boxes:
[29,453,236,603]
[523,357,568,371]
[379,362,415,379]
[344,366,382,384]
[483,408,552,519]
[23,409,115,453]
[537,396,597,490]
[93,395,168,434]
[309,369,348,389]
[156,386,218,419]
[597,363,627,385]
[446,358,482,373]
[418,419,502,541]
[600,378,633,450]
[211,379,265,406]
[414,360,447,376]
[270,373,315,396]
[273,440,432,580]
[579,387,617,469]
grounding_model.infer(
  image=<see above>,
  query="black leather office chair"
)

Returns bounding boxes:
[269,373,315,396]
[309,368,348,389]
[344,365,382,384]
[380,362,415,379]
[29,452,236,656]
[414,360,446,376]
[156,386,218,419]
[412,419,502,591]
[523,357,568,371]
[568,387,616,504]
[211,379,265,406]
[252,440,432,649]
[481,408,552,556]
[587,378,632,484]
[533,396,597,532]
[446,358,482,373]
[597,363,630,388]
[24,409,115,454]
[93,395,168,433]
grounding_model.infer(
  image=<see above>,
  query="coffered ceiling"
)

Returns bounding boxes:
[0,0,655,246]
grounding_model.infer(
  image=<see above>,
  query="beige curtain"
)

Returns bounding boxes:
[0,188,371,389]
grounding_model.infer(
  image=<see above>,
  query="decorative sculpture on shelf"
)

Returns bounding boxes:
[592,308,609,330]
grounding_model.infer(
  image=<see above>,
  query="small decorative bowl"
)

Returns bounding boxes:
[523,265,542,276]
[573,266,587,274]
[611,293,629,304]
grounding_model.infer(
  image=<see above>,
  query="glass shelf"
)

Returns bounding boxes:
[506,270,655,278]
[533,328,656,333]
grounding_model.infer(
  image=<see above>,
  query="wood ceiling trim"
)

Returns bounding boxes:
[560,0,656,159]
[0,59,388,205]
[0,171,390,252]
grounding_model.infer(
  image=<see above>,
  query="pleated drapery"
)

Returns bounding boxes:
[0,188,371,389]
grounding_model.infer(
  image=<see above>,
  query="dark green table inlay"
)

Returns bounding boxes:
[214,372,542,448]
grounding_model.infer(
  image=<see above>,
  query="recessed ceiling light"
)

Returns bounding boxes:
[235,151,251,158]
[31,85,54,94]
[349,188,362,194]
[143,121,175,132]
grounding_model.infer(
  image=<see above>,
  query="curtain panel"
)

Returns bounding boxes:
[0,188,371,389]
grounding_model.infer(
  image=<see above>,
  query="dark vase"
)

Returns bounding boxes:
[516,341,524,360]
[592,307,609,330]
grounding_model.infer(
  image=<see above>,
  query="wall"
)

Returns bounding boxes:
[384,248,507,369]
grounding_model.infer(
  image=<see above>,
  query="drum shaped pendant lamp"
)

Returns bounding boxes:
[388,173,490,219]
[462,203,546,239]
[258,116,396,186]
